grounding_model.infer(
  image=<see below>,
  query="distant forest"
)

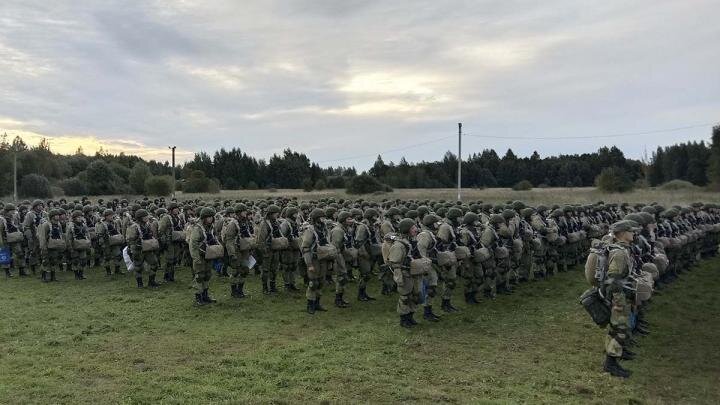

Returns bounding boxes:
[1,125,719,197]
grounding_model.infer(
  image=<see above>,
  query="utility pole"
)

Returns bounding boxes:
[13,141,18,202]
[457,122,462,202]
[169,146,176,198]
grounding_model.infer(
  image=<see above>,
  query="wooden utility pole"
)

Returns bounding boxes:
[169,146,176,198]
[457,122,462,202]
[13,144,18,202]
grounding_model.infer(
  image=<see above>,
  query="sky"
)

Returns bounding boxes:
[0,0,718,168]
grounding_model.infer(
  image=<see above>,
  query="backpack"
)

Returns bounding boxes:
[584,238,610,287]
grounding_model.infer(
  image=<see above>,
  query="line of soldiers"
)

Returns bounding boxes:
[1,198,718,353]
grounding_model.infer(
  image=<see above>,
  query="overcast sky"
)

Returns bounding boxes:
[1,0,718,168]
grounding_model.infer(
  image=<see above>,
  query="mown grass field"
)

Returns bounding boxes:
[171,186,720,207]
[1,256,719,404]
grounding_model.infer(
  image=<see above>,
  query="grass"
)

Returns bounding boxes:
[1,257,719,404]
[141,187,720,207]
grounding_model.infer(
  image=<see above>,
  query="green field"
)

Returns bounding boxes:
[1,257,718,404]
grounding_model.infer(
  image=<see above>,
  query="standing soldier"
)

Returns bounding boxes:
[301,208,335,314]
[95,209,124,276]
[379,207,401,295]
[38,208,66,282]
[436,208,461,312]
[222,205,252,298]
[189,207,222,305]
[66,210,92,280]
[1,204,27,277]
[388,218,423,328]
[256,204,282,294]
[353,208,379,302]
[416,214,442,321]
[83,205,100,267]
[458,212,483,304]
[158,202,185,282]
[23,199,45,276]
[126,209,161,288]
[279,206,301,292]
[330,211,354,308]
[602,220,639,378]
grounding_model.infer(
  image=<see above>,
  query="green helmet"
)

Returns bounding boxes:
[447,208,463,221]
[103,209,114,217]
[502,209,516,220]
[32,199,44,209]
[405,209,418,219]
[422,214,440,227]
[200,207,216,219]
[266,204,281,215]
[520,207,535,219]
[337,211,352,224]
[71,210,83,219]
[3,203,16,212]
[463,212,479,225]
[49,208,60,218]
[285,206,299,218]
[135,209,149,220]
[489,214,505,225]
[310,208,325,221]
[224,206,235,215]
[364,208,379,220]
[397,218,416,234]
[325,207,337,218]
[385,207,400,218]
[234,203,248,213]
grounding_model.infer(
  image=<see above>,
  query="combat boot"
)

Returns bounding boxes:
[202,289,217,303]
[306,299,316,314]
[163,271,170,282]
[465,292,479,304]
[603,355,631,378]
[314,297,327,312]
[79,270,87,280]
[4,269,12,278]
[441,299,459,313]
[335,293,350,308]
[105,266,112,276]
[621,349,636,361]
[194,293,206,306]
[269,281,278,294]
[30,265,37,275]
[407,312,418,326]
[635,325,650,336]
[136,277,144,288]
[358,287,376,301]
[148,274,160,288]
[262,278,270,295]
[50,270,57,282]
[19,268,28,277]
[41,271,49,283]
[381,284,391,296]
[423,306,441,322]
[230,284,239,298]
[115,265,122,276]
[236,282,246,298]
[400,314,413,329]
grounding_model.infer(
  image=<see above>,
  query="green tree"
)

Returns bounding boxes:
[129,162,151,194]
[707,126,720,189]
[19,174,52,198]
[86,160,118,195]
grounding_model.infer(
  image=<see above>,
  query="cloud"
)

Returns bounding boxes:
[0,0,717,170]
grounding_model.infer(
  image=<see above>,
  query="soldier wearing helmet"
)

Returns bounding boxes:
[1,204,26,278]
[278,205,301,293]
[37,208,65,282]
[416,213,442,322]
[22,199,46,276]
[66,210,91,280]
[301,208,334,314]
[188,207,221,305]
[256,204,282,295]
[435,208,461,312]
[378,206,402,295]
[353,208,380,302]
[388,218,422,328]
[95,208,124,277]
[126,209,161,288]
[157,202,185,282]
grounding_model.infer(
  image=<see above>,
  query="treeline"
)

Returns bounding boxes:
[2,125,719,198]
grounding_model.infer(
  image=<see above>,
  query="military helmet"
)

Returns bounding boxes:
[234,203,248,213]
[502,209,515,220]
[135,209,149,220]
[489,214,505,225]
[385,207,400,217]
[405,209,418,219]
[624,213,645,225]
[350,208,363,219]
[422,214,440,227]
[3,203,16,212]
[309,208,325,221]
[156,208,167,216]
[71,210,83,219]
[610,220,640,234]
[167,202,179,211]
[520,207,535,218]
[337,211,352,224]
[103,209,114,217]
[49,208,60,217]
[549,209,563,218]
[224,206,236,215]
[463,212,479,225]
[285,206,299,217]
[82,205,93,213]
[639,212,655,225]
[447,207,463,220]
[325,207,337,218]
[364,208,379,220]
[397,218,416,234]
[200,207,216,219]
[32,199,44,209]
[266,204,281,215]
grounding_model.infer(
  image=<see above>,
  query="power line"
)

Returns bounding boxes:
[463,122,716,140]
[316,134,455,164]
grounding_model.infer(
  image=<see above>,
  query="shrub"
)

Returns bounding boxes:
[659,179,699,191]
[86,160,119,195]
[19,174,52,198]
[246,181,259,190]
[145,175,173,196]
[512,180,533,191]
[326,176,346,189]
[183,170,219,193]
[595,166,634,193]
[129,162,151,194]
[347,174,392,195]
[314,179,326,190]
[59,177,88,196]
[302,179,314,192]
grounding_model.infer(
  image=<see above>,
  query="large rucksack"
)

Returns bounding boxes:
[584,238,610,287]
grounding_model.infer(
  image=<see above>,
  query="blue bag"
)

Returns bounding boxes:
[0,247,11,265]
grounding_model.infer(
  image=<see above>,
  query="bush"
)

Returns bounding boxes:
[129,162,151,194]
[659,179,699,191]
[86,160,120,195]
[19,174,52,198]
[512,180,533,191]
[302,179,314,192]
[347,174,392,195]
[314,179,326,190]
[595,166,634,193]
[326,176,346,189]
[183,170,219,193]
[144,175,173,196]
[59,177,88,196]
[246,181,259,190]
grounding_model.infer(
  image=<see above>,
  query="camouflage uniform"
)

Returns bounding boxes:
[37,209,66,282]
[125,209,161,288]
[301,208,333,314]
[22,199,45,275]
[279,207,301,292]
[353,208,379,301]
[389,218,422,328]
[95,209,124,276]
[256,205,282,294]
[66,210,91,280]
[188,207,220,305]
[1,205,26,277]
[330,211,354,308]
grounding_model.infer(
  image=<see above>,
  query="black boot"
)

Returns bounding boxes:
[314,297,327,312]
[236,282,246,298]
[115,265,122,276]
[465,292,479,304]
[635,325,650,336]
[41,271,49,283]
[169,271,175,282]
[19,268,28,277]
[148,274,160,288]
[269,281,278,294]
[4,269,12,278]
[622,349,636,361]
[307,299,316,314]
[358,287,376,301]
[285,283,300,292]
[335,293,350,308]
[195,293,206,306]
[73,270,80,280]
[136,277,144,288]
[262,278,270,295]
[202,289,217,303]
[441,299,459,313]
[79,270,87,280]
[423,306,441,322]
[407,312,418,326]
[50,270,57,282]
[381,284,391,296]
[106,267,112,276]
[400,314,413,328]
[163,271,170,282]
[603,355,631,378]
[30,265,37,275]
